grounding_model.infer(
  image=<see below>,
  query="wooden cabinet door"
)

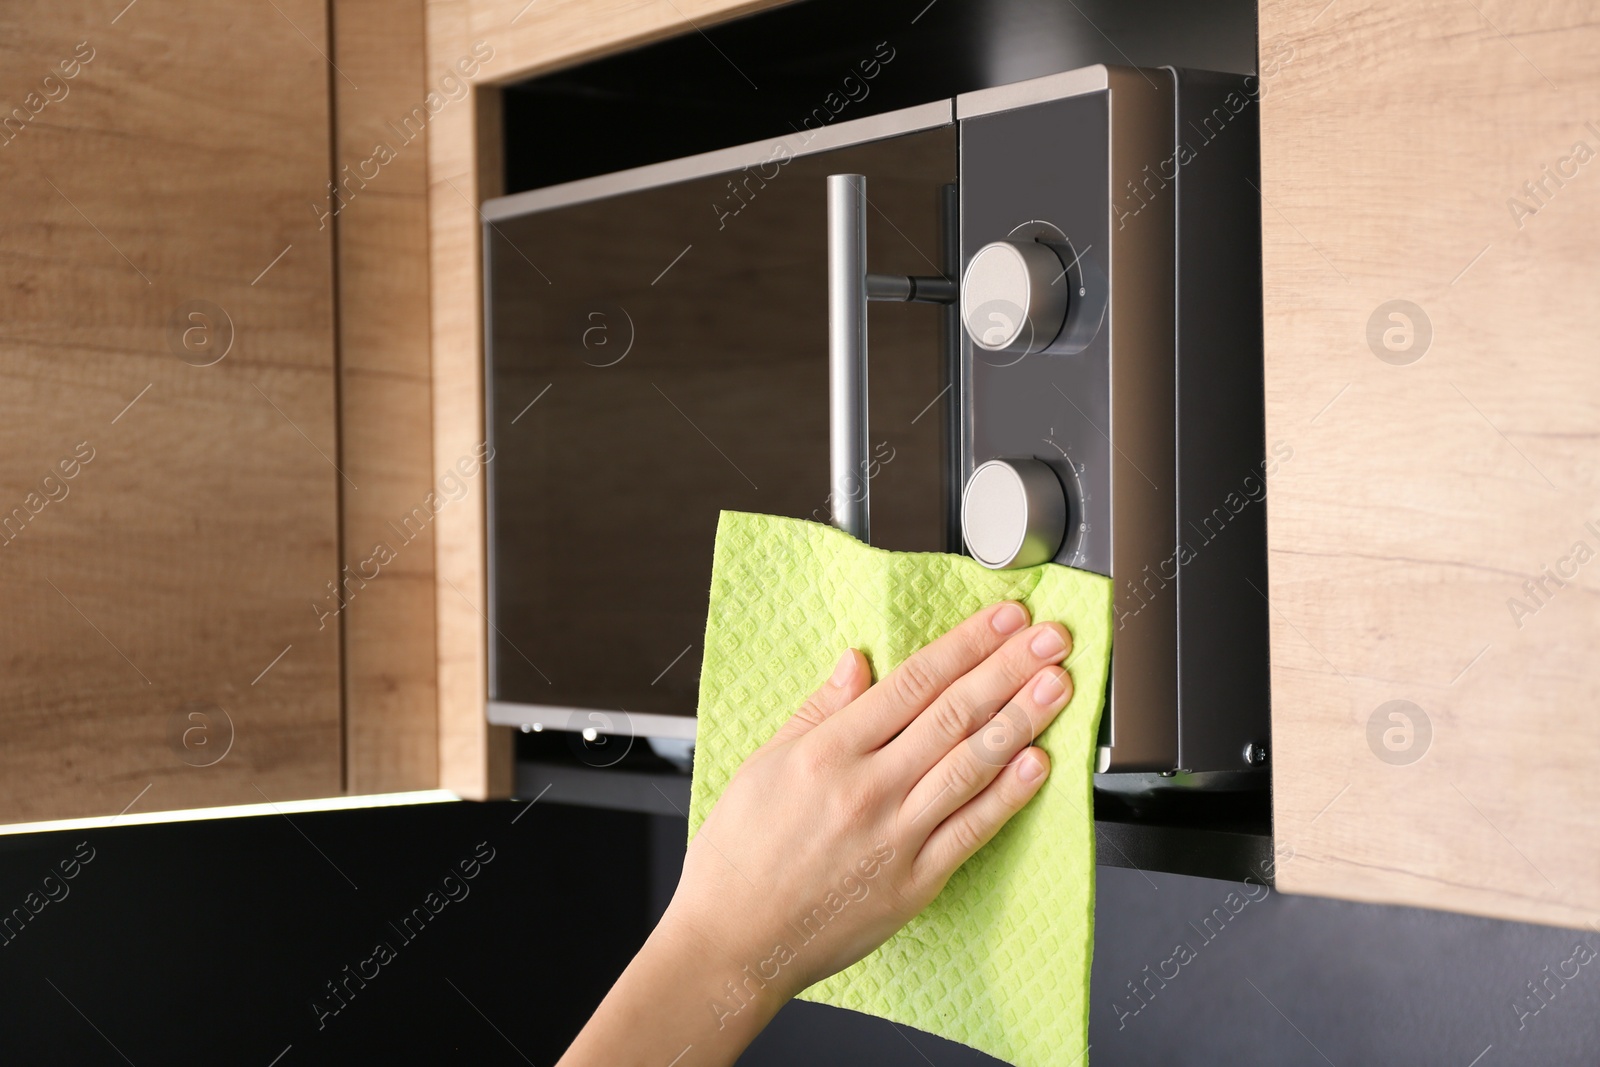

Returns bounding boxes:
[1260,0,1600,927]
[0,0,343,822]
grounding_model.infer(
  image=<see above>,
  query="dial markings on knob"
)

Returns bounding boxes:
[1049,242,1093,287]
[1051,381,1160,491]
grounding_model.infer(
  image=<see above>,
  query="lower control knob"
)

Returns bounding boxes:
[961,458,1067,570]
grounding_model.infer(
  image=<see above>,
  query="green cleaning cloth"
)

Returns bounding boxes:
[689,510,1114,1067]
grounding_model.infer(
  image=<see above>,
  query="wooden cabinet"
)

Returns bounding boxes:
[329,0,440,796]
[0,0,442,824]
[0,0,345,822]
[1259,0,1600,927]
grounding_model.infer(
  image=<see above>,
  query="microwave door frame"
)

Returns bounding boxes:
[481,99,955,744]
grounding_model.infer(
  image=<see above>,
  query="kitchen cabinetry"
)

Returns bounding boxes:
[0,0,346,822]
[1259,0,1600,927]
[0,0,440,823]
[7,0,1593,933]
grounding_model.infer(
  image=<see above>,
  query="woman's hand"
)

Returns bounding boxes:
[558,601,1075,1067]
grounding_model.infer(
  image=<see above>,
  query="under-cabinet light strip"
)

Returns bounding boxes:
[0,789,459,837]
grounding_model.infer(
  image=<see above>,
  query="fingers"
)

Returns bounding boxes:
[764,648,870,749]
[914,747,1051,885]
[884,619,1072,781]
[835,602,1032,751]
[897,663,1072,834]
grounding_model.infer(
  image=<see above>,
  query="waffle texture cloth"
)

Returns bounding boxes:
[688,510,1114,1067]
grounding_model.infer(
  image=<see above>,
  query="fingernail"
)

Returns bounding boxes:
[992,602,1027,634]
[1030,625,1066,659]
[830,650,856,687]
[1018,751,1047,784]
[1032,668,1067,706]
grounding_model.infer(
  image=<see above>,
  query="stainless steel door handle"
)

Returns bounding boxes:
[827,174,870,542]
[826,173,956,543]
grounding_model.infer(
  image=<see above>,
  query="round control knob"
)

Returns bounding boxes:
[960,240,1070,354]
[961,458,1067,570]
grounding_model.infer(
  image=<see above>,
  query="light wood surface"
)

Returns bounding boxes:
[1260,0,1600,927]
[423,0,785,798]
[0,0,344,819]
[332,0,441,794]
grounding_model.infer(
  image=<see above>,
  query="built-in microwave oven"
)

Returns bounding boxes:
[481,63,1270,849]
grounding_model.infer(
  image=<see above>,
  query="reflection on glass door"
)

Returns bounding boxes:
[487,125,957,720]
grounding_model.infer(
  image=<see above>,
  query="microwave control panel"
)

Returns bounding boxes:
[957,67,1269,777]
[960,88,1120,580]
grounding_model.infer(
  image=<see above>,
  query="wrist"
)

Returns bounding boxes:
[558,906,791,1067]
[656,901,805,1018]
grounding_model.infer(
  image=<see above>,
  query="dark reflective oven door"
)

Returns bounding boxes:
[484,108,959,741]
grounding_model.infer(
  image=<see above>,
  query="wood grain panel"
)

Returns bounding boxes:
[331,0,440,794]
[423,0,787,798]
[0,0,343,820]
[1260,0,1600,926]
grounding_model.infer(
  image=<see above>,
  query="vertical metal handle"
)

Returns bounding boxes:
[826,174,958,543]
[828,173,870,542]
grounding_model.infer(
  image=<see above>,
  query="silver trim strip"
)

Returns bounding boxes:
[488,701,699,741]
[956,65,1110,119]
[1101,66,1179,771]
[482,99,954,221]
[481,217,500,694]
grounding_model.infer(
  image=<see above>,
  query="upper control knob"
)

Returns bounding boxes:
[961,458,1067,570]
[960,240,1070,354]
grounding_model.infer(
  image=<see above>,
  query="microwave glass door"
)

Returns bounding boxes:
[486,124,957,726]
